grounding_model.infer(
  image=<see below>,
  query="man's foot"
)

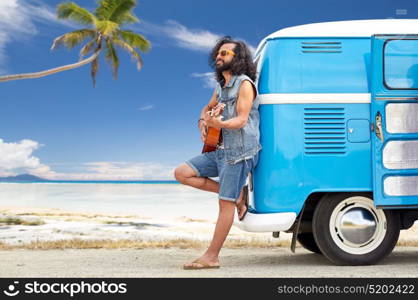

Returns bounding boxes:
[183,256,220,270]
[236,186,248,221]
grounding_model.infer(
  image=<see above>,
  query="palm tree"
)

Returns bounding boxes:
[0,0,150,86]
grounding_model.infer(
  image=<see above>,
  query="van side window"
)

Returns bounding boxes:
[384,39,418,89]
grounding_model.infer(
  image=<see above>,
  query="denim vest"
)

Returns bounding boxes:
[216,74,262,164]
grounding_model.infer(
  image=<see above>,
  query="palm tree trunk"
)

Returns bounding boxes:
[0,51,101,82]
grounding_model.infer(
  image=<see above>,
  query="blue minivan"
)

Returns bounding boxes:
[237,19,418,265]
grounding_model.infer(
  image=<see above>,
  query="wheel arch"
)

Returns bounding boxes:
[299,192,374,233]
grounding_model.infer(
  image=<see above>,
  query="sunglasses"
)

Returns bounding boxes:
[217,49,235,57]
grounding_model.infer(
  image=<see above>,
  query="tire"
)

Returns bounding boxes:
[312,193,400,265]
[297,233,322,254]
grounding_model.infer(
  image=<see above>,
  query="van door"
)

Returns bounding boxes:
[371,34,418,207]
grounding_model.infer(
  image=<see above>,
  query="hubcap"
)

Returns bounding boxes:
[329,196,387,255]
[339,207,377,244]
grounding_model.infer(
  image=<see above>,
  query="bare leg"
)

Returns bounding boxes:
[183,199,236,268]
[205,199,236,257]
[175,163,244,268]
[174,163,219,193]
[235,188,247,220]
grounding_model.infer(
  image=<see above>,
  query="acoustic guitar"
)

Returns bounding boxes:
[201,103,225,153]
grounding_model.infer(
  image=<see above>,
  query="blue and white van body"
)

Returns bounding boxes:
[236,19,418,265]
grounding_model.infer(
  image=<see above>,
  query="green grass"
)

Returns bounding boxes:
[0,237,291,250]
[0,217,45,226]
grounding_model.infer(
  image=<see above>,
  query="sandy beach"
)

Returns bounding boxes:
[1,183,416,249]
[0,206,292,248]
[0,206,417,277]
[1,206,418,248]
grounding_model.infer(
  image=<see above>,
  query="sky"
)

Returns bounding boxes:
[0,0,417,180]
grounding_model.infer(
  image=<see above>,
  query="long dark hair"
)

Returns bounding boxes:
[209,36,256,86]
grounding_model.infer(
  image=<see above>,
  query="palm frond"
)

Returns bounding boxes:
[113,12,139,25]
[112,38,143,70]
[95,0,139,25]
[91,57,99,87]
[79,39,97,59]
[57,2,97,26]
[96,20,120,36]
[51,29,96,50]
[105,39,119,79]
[118,30,150,52]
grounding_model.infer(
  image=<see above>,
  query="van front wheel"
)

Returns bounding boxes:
[312,193,400,265]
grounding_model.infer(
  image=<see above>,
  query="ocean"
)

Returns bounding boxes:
[0,182,219,221]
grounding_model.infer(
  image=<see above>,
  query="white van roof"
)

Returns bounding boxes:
[267,19,418,38]
[254,19,418,57]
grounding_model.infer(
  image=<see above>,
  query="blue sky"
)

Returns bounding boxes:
[0,0,417,180]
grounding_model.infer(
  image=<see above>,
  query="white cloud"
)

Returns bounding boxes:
[191,72,217,89]
[0,0,74,72]
[0,0,71,32]
[0,138,176,180]
[139,20,256,54]
[0,1,37,34]
[0,138,40,170]
[0,138,54,177]
[162,20,221,52]
[139,104,154,111]
[138,20,256,88]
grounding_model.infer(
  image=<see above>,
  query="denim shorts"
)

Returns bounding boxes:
[185,149,259,202]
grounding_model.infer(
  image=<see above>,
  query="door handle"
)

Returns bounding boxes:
[375,111,384,142]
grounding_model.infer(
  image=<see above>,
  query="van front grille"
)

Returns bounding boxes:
[301,41,342,53]
[304,107,346,155]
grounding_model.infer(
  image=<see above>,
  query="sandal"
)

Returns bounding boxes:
[183,259,220,270]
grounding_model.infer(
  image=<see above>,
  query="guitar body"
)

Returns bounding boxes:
[201,102,225,153]
[202,127,222,153]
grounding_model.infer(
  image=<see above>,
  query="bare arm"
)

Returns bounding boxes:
[198,89,219,142]
[198,89,218,129]
[205,80,255,130]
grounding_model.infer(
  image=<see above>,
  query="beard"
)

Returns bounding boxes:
[215,60,232,72]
